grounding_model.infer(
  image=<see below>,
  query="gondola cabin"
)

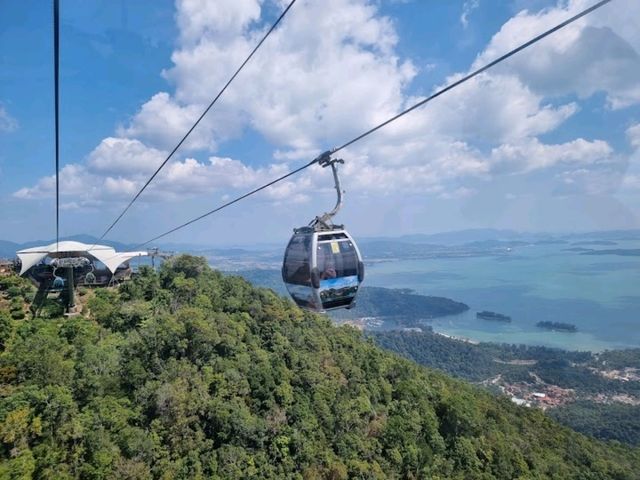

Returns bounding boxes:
[282,226,364,312]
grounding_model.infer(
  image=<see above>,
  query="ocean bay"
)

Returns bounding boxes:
[365,240,640,351]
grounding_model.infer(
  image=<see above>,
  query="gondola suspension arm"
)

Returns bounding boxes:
[311,151,345,230]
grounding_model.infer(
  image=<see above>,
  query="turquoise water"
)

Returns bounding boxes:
[365,241,640,351]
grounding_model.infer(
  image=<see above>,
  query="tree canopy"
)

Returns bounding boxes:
[0,257,638,479]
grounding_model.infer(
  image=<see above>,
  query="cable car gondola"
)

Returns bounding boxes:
[282,154,364,312]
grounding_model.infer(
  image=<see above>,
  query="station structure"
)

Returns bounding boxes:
[16,240,148,313]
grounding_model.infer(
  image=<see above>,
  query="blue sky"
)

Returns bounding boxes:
[1,0,639,246]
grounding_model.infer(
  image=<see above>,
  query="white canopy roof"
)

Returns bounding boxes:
[16,241,147,275]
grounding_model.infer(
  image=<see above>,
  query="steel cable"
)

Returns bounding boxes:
[53,0,60,250]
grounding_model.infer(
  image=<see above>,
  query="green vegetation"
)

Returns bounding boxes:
[373,330,640,396]
[0,258,638,478]
[372,330,596,384]
[476,311,511,323]
[536,321,577,332]
[372,330,640,446]
[592,348,640,369]
[0,276,34,321]
[550,402,640,446]
[331,287,469,323]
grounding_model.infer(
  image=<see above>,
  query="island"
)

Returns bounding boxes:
[580,249,640,257]
[476,310,512,322]
[536,321,577,332]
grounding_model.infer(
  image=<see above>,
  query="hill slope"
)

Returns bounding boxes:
[0,256,638,479]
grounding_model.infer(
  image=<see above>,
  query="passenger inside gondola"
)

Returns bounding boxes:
[317,243,337,280]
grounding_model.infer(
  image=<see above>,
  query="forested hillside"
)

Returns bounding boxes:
[373,330,640,446]
[0,256,639,479]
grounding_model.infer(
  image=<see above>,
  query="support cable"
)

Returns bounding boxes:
[133,0,612,247]
[136,158,317,248]
[54,0,60,251]
[95,0,298,244]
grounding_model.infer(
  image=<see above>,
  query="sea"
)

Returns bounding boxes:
[364,240,640,352]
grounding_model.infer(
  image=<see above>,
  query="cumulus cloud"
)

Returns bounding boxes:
[0,105,18,132]
[87,137,168,175]
[14,146,299,206]
[551,122,640,196]
[460,0,479,29]
[490,137,613,173]
[159,0,415,151]
[14,0,637,214]
[474,0,640,109]
[627,123,640,149]
[554,165,628,196]
[615,123,640,193]
[407,73,578,144]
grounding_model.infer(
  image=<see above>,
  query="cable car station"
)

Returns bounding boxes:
[16,241,148,313]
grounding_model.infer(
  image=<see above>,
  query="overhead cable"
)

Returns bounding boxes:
[135,0,613,247]
[54,0,60,250]
[136,158,317,248]
[95,0,298,242]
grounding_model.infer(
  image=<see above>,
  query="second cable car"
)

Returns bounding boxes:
[282,153,364,312]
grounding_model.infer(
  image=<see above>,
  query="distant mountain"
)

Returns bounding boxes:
[377,228,640,245]
[3,228,639,259]
[399,228,526,244]
[0,240,20,258]
[562,230,640,241]
[580,249,640,257]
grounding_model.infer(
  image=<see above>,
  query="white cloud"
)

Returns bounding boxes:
[474,0,640,109]
[627,123,640,149]
[0,105,18,132]
[13,144,301,205]
[440,186,476,200]
[14,0,638,217]
[490,137,613,173]
[555,166,627,195]
[408,73,578,144]
[621,174,640,190]
[460,0,479,29]
[552,126,640,196]
[14,163,96,200]
[175,0,262,46]
[87,137,167,175]
[116,92,221,151]
[161,0,415,151]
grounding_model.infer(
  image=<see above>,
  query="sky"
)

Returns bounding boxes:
[0,0,639,246]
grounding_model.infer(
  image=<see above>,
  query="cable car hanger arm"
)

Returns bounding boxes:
[310,152,345,230]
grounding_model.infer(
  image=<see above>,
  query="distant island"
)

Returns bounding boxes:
[580,249,640,257]
[572,240,617,246]
[536,321,577,332]
[476,310,511,322]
